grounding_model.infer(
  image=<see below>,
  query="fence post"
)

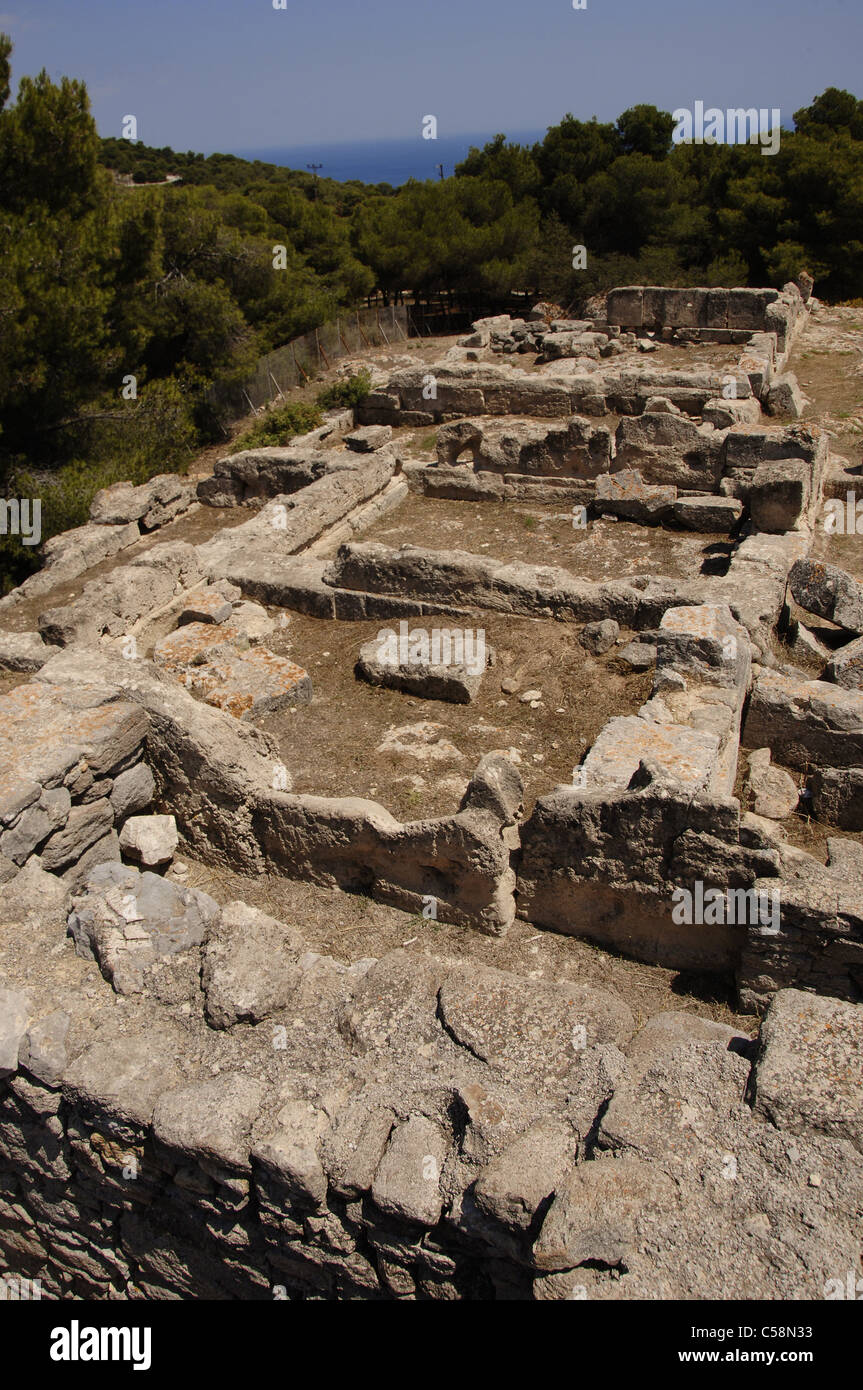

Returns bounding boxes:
[356,311,372,349]
[315,328,330,370]
[292,343,310,385]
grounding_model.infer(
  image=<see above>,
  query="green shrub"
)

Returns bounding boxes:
[232,400,323,451]
[316,369,372,411]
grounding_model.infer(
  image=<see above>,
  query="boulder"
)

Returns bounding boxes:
[0,630,51,673]
[371,1115,450,1226]
[749,459,811,533]
[533,1156,677,1271]
[753,990,863,1152]
[201,901,304,1030]
[67,860,219,995]
[355,630,490,704]
[788,558,863,634]
[110,763,156,820]
[177,588,235,626]
[824,634,863,689]
[579,619,619,655]
[594,470,677,523]
[765,373,805,419]
[119,813,179,868]
[344,425,392,453]
[672,495,743,532]
[746,748,799,820]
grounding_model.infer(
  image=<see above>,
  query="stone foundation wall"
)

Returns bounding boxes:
[2,887,860,1301]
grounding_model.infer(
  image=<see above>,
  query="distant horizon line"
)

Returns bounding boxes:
[229,129,547,153]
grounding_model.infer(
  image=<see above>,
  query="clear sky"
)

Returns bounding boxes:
[1,0,861,152]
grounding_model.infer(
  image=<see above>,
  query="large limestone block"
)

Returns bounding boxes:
[355,631,490,704]
[657,603,750,690]
[533,1156,677,1271]
[153,1071,267,1172]
[753,990,863,1152]
[749,459,811,533]
[371,1115,450,1226]
[594,469,676,523]
[580,715,722,794]
[789,558,863,634]
[201,901,303,1029]
[745,669,863,769]
[438,963,634,1080]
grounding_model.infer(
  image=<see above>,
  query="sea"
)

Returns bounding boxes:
[233,131,546,186]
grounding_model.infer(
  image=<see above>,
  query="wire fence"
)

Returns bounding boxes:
[213,304,414,422]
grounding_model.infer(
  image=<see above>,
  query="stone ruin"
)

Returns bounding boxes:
[0,282,861,1301]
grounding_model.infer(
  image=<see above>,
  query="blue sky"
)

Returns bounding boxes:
[2,0,861,152]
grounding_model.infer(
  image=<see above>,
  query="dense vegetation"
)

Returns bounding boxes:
[1,26,862,589]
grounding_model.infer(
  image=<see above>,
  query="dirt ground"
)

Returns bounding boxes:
[176,856,759,1036]
[788,302,863,470]
[254,607,653,820]
[359,490,731,580]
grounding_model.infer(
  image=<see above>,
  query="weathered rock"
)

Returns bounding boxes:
[765,373,805,418]
[110,763,156,820]
[809,766,863,830]
[371,1115,450,1226]
[39,799,115,872]
[153,1072,266,1172]
[657,604,750,689]
[189,648,313,720]
[18,1010,70,1087]
[615,641,656,672]
[252,1098,329,1207]
[753,990,863,1153]
[745,668,863,769]
[67,861,219,995]
[749,459,811,533]
[533,1156,677,1271]
[355,628,490,704]
[90,475,195,530]
[38,563,177,648]
[0,988,32,1079]
[672,495,743,532]
[746,749,799,819]
[438,962,634,1075]
[0,859,70,928]
[1,787,71,865]
[824,634,863,689]
[119,814,179,868]
[345,425,392,453]
[788,558,863,633]
[177,588,235,626]
[613,413,721,490]
[578,619,619,655]
[201,901,303,1029]
[473,1120,577,1232]
[228,601,276,644]
[594,470,676,523]
[0,630,51,672]
[701,397,762,428]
